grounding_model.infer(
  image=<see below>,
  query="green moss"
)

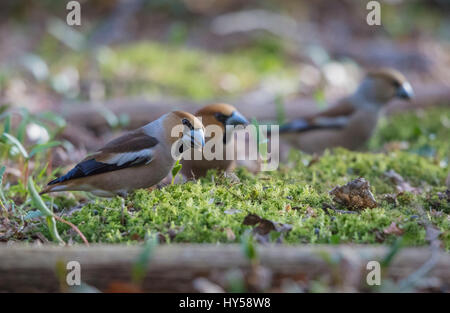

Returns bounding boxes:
[370,107,450,162]
[36,147,447,249]
[28,107,450,249]
[38,39,294,101]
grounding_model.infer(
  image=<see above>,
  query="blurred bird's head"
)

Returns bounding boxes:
[196,103,249,128]
[164,111,205,150]
[195,103,249,143]
[357,68,414,105]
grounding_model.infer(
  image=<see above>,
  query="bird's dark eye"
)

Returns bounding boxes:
[214,112,229,124]
[392,81,401,88]
[182,118,194,130]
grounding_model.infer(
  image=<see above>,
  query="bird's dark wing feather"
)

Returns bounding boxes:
[280,99,355,133]
[279,116,349,133]
[48,131,158,185]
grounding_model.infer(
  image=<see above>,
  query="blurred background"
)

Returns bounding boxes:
[0,0,449,162]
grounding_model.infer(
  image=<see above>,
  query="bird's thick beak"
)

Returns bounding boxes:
[190,128,205,149]
[226,111,249,126]
[397,82,414,100]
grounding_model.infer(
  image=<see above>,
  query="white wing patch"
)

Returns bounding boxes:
[104,148,154,166]
[315,116,349,128]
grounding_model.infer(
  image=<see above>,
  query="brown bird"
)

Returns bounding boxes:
[181,103,249,179]
[279,68,414,154]
[41,111,205,197]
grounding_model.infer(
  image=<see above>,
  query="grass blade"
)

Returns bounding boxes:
[2,133,29,159]
[29,141,61,158]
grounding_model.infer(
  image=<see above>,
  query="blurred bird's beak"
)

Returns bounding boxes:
[226,111,249,126]
[397,82,414,100]
[190,129,205,149]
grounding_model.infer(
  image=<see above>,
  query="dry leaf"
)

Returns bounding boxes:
[384,169,421,194]
[383,222,404,236]
[243,213,292,243]
[329,178,377,210]
[243,214,262,225]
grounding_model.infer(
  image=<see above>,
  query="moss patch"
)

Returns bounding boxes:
[46,147,448,249]
[38,38,294,100]
[5,106,444,249]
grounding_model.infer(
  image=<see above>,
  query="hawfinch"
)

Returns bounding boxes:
[280,68,414,154]
[181,103,249,179]
[40,111,205,197]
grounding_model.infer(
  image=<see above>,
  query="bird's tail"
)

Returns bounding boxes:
[39,182,68,195]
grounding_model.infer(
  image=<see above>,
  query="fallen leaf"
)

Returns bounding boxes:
[384,169,421,194]
[329,178,377,210]
[243,214,261,225]
[254,219,276,235]
[242,213,292,243]
[383,222,404,236]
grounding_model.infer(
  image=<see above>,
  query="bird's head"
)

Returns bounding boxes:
[164,111,205,150]
[357,68,414,105]
[196,103,249,144]
[196,103,249,128]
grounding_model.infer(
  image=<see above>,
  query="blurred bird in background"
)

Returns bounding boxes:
[41,111,205,197]
[181,103,249,179]
[279,68,414,154]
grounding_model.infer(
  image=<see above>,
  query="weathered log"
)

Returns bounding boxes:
[0,244,449,292]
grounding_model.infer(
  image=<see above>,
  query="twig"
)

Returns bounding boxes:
[53,214,89,246]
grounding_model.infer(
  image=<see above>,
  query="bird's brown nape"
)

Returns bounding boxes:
[366,68,408,86]
[195,103,236,117]
[168,111,204,130]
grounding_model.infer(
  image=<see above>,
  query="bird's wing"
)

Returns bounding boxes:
[48,130,159,185]
[280,99,355,133]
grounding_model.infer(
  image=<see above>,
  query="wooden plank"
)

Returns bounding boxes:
[0,244,448,292]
